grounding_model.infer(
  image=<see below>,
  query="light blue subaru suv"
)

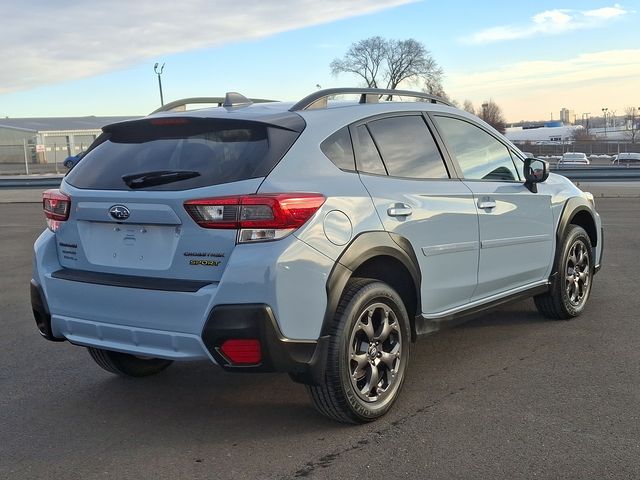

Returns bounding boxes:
[31,88,603,423]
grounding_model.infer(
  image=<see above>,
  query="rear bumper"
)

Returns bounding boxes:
[30,280,64,342]
[51,314,211,361]
[31,227,333,382]
[30,283,327,381]
[31,272,215,360]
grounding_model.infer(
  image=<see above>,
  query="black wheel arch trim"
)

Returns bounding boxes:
[321,231,422,339]
[554,197,601,277]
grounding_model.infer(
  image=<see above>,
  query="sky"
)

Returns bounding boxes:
[0,0,638,122]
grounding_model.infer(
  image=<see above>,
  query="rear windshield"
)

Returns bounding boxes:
[65,118,301,190]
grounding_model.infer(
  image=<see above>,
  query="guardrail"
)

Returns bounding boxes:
[0,167,639,188]
[550,166,640,181]
[0,175,64,188]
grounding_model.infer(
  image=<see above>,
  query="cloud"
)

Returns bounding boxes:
[448,49,640,92]
[461,4,630,45]
[446,49,640,120]
[583,5,628,18]
[0,0,415,95]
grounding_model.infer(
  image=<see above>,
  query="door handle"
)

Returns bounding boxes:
[387,204,412,217]
[477,200,496,210]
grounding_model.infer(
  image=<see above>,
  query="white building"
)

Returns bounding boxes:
[505,124,584,144]
[0,116,139,164]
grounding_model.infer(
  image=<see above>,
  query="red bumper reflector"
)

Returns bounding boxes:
[220,339,262,365]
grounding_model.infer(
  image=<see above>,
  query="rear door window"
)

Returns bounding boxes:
[65,118,301,190]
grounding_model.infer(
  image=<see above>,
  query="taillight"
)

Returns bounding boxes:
[184,193,325,243]
[42,189,71,232]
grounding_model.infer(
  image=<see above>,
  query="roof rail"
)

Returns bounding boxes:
[150,93,277,114]
[289,88,453,111]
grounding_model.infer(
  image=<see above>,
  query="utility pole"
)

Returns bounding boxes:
[582,112,590,135]
[154,62,165,107]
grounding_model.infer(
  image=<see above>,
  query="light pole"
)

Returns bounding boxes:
[602,107,608,138]
[154,62,165,107]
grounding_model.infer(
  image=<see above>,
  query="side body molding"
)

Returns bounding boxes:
[321,231,422,338]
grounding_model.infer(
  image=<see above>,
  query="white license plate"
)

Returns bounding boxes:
[78,222,181,270]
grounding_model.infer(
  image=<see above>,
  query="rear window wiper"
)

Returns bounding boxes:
[122,170,201,189]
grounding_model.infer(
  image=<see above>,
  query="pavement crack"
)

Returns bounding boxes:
[287,350,541,478]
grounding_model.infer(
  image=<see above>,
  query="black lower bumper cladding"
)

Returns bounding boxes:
[30,280,65,342]
[202,304,329,385]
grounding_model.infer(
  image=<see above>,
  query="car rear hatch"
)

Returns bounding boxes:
[55,115,303,283]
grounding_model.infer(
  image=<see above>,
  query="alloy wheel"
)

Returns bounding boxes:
[348,302,402,403]
[565,239,590,306]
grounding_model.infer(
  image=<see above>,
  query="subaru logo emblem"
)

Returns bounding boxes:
[109,205,130,221]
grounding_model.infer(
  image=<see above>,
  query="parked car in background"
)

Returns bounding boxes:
[612,152,640,165]
[558,152,590,166]
[63,151,85,170]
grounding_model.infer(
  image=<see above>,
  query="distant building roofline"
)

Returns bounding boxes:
[0,116,142,133]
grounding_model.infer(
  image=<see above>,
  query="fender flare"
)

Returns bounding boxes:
[553,197,599,276]
[321,231,422,337]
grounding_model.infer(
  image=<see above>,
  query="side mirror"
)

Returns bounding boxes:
[523,158,549,193]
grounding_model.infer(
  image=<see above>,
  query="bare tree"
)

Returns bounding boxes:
[624,106,639,144]
[572,126,593,142]
[385,39,443,90]
[479,99,507,134]
[420,85,457,106]
[463,99,475,115]
[331,36,444,94]
[330,36,386,88]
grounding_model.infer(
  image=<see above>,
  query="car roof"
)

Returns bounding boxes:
[106,98,473,139]
[102,88,512,148]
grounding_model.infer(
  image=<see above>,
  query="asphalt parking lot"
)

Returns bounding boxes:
[1,198,638,479]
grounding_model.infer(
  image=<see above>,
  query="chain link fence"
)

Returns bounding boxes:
[0,142,91,175]
[2,139,639,175]
[514,140,639,158]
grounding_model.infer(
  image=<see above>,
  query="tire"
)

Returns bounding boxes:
[307,279,411,423]
[87,347,173,377]
[534,224,594,320]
